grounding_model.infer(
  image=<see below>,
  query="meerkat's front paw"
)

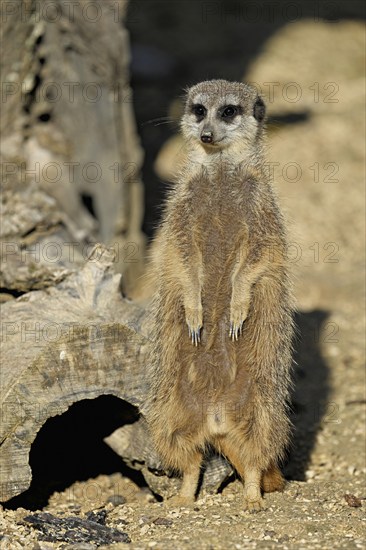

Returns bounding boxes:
[185,307,203,346]
[229,303,249,340]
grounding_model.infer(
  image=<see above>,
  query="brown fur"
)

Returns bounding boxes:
[145,80,294,511]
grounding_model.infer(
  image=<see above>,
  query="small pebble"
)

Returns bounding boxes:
[344,494,362,507]
[153,517,173,526]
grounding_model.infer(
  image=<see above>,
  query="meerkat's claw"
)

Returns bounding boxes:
[188,324,201,345]
[229,321,244,341]
[229,322,237,339]
[185,306,203,345]
[193,328,201,345]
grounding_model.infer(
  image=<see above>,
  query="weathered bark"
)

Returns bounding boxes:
[0,174,85,295]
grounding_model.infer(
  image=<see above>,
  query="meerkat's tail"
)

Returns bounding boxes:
[261,463,286,493]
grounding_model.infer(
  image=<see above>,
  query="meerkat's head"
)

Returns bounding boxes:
[181,79,266,152]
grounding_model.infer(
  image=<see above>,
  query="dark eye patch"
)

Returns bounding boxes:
[219,104,242,121]
[192,104,206,120]
[222,105,237,118]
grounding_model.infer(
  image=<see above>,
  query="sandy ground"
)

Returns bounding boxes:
[1,13,365,550]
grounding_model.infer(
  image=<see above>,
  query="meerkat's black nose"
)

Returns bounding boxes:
[201,132,213,144]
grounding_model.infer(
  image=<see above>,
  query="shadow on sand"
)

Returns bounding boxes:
[285,309,331,480]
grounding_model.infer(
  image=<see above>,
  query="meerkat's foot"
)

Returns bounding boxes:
[243,468,266,513]
[185,307,203,345]
[243,495,266,513]
[166,495,195,508]
[229,304,249,340]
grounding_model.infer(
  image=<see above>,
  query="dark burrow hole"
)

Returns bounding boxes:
[4,395,148,511]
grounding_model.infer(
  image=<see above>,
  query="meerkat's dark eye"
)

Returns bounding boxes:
[192,104,206,118]
[222,105,237,118]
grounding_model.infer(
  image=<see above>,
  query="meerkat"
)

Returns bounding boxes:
[145,79,294,512]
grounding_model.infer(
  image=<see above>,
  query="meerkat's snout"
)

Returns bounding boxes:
[201,130,213,144]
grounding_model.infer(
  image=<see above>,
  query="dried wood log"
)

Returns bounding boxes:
[0,244,147,501]
[0,245,231,502]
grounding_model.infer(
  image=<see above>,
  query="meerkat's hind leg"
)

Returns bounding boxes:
[218,437,265,513]
[243,467,266,513]
[167,451,203,507]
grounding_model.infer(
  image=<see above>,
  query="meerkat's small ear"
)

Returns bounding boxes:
[253,97,266,123]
